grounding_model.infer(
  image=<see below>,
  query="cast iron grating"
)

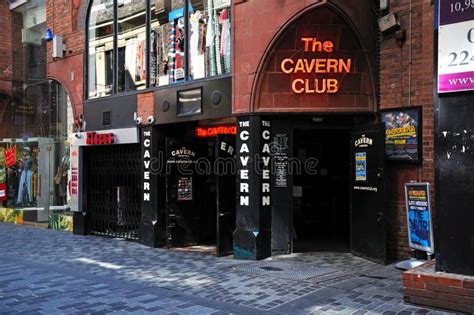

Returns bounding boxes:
[86,144,141,241]
[231,260,341,281]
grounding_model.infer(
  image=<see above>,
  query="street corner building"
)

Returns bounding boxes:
[0,0,473,313]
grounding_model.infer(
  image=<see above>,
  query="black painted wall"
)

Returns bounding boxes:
[270,118,293,255]
[233,115,272,260]
[140,126,166,247]
[435,91,474,276]
[84,94,137,131]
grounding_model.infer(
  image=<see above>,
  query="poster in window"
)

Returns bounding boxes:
[177,176,193,201]
[404,182,434,253]
[381,107,421,163]
[355,152,367,182]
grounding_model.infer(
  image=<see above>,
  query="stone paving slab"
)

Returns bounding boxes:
[0,223,455,314]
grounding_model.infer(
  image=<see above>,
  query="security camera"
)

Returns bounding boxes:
[135,117,143,125]
[147,116,155,124]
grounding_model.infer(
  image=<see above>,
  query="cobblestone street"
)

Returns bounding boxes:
[0,223,451,314]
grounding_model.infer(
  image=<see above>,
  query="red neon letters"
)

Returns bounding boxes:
[195,126,237,138]
[86,132,115,145]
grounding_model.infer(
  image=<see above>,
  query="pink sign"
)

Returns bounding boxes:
[439,71,474,93]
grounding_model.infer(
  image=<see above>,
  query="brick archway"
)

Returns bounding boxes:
[249,1,378,113]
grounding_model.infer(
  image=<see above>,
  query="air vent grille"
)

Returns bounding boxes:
[102,111,111,126]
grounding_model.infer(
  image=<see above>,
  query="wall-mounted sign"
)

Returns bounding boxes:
[70,146,80,212]
[195,125,237,138]
[86,132,115,145]
[273,133,289,188]
[143,130,152,202]
[166,144,197,166]
[281,37,352,94]
[237,118,271,207]
[260,120,271,207]
[438,0,474,93]
[177,177,193,201]
[405,182,434,253]
[74,128,139,146]
[238,120,251,207]
[355,152,367,182]
[354,135,373,148]
[381,107,421,163]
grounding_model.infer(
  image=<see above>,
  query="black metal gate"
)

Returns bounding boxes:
[86,144,141,240]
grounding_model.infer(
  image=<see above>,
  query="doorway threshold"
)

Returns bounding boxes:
[171,245,217,255]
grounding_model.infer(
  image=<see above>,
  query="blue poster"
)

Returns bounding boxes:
[405,183,434,253]
[355,152,367,182]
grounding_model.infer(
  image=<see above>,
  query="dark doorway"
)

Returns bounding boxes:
[292,129,350,253]
[164,124,236,255]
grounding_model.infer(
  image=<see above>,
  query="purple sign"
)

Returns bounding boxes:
[438,0,474,93]
[439,71,474,93]
[439,0,474,25]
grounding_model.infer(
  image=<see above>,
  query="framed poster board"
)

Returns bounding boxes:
[381,107,422,163]
[404,182,434,253]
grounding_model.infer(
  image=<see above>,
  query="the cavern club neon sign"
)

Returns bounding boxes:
[280,37,352,94]
[195,125,237,138]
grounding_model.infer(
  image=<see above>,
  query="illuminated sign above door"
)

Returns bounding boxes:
[195,125,237,138]
[280,37,352,94]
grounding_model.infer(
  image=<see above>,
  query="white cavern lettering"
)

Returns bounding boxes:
[240,156,249,167]
[240,183,249,193]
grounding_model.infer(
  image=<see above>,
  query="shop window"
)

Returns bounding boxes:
[188,0,231,80]
[117,0,147,93]
[0,81,73,211]
[150,0,185,86]
[86,0,232,98]
[88,0,114,99]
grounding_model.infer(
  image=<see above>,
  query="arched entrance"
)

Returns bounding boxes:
[233,2,386,263]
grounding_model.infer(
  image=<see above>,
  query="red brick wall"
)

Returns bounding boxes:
[232,0,377,114]
[255,6,375,113]
[46,0,85,117]
[380,1,435,260]
[137,92,154,121]
[233,0,324,114]
[403,261,474,313]
[0,1,13,89]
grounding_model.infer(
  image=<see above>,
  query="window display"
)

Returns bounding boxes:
[188,0,231,79]
[117,0,147,93]
[87,0,232,97]
[150,0,185,86]
[88,0,114,98]
[0,81,73,212]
